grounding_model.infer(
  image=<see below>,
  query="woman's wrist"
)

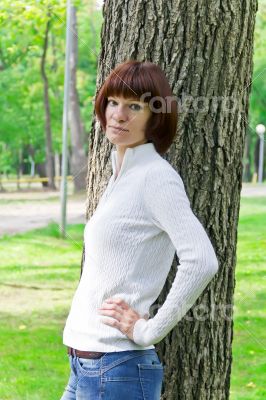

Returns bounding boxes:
[132,318,150,346]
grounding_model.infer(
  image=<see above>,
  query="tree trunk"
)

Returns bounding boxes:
[16,148,23,191]
[242,131,252,182]
[36,162,49,188]
[254,136,260,177]
[82,1,258,398]
[40,12,56,190]
[69,6,88,193]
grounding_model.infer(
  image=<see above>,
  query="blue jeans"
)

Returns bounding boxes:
[60,348,164,399]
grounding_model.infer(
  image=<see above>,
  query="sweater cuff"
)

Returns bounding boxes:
[133,318,151,346]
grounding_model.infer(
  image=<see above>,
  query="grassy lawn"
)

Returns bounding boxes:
[230,197,266,400]
[0,197,265,399]
[0,223,84,400]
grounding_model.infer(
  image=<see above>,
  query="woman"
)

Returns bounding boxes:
[60,60,219,400]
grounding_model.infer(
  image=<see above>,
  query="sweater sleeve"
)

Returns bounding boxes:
[132,165,219,347]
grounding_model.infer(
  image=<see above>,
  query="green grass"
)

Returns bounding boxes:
[0,222,84,400]
[229,197,266,400]
[0,198,265,399]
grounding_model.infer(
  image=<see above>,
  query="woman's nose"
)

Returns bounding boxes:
[113,105,128,122]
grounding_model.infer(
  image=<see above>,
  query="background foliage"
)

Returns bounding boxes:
[0,0,102,176]
[0,0,265,178]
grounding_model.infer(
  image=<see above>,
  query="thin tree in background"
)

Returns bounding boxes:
[82,1,258,398]
[69,5,88,192]
[40,9,56,190]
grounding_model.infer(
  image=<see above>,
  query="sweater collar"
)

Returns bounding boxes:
[111,142,157,178]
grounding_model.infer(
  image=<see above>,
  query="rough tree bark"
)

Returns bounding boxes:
[40,11,56,190]
[81,1,258,399]
[69,6,88,192]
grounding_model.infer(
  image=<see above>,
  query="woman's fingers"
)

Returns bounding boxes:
[100,316,120,329]
[98,297,144,341]
[98,302,124,314]
[98,307,122,321]
[104,298,130,310]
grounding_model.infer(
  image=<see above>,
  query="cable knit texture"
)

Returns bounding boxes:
[63,142,219,351]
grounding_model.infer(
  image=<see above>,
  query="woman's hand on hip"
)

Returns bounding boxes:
[98,298,148,341]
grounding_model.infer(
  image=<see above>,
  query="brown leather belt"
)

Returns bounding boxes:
[67,346,105,359]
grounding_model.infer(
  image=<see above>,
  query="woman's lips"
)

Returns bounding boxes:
[109,126,128,133]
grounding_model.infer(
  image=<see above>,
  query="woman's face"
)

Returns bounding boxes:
[104,95,152,147]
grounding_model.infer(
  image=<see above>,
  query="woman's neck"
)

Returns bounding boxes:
[115,139,148,176]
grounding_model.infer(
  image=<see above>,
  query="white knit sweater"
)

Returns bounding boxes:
[63,142,219,351]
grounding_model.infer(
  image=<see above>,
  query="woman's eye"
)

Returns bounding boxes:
[108,100,117,106]
[107,100,142,111]
[130,104,142,111]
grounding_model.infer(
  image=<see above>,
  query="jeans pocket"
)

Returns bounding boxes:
[76,357,101,373]
[138,361,164,399]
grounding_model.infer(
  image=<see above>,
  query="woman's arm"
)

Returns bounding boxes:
[132,165,219,347]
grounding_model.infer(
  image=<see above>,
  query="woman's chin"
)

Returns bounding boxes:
[107,133,128,143]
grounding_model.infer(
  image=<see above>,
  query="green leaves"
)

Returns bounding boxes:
[0,0,102,174]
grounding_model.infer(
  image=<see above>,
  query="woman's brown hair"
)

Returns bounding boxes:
[94,60,177,154]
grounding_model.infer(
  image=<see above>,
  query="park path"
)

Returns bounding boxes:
[0,190,87,237]
[239,182,266,197]
[0,183,265,237]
